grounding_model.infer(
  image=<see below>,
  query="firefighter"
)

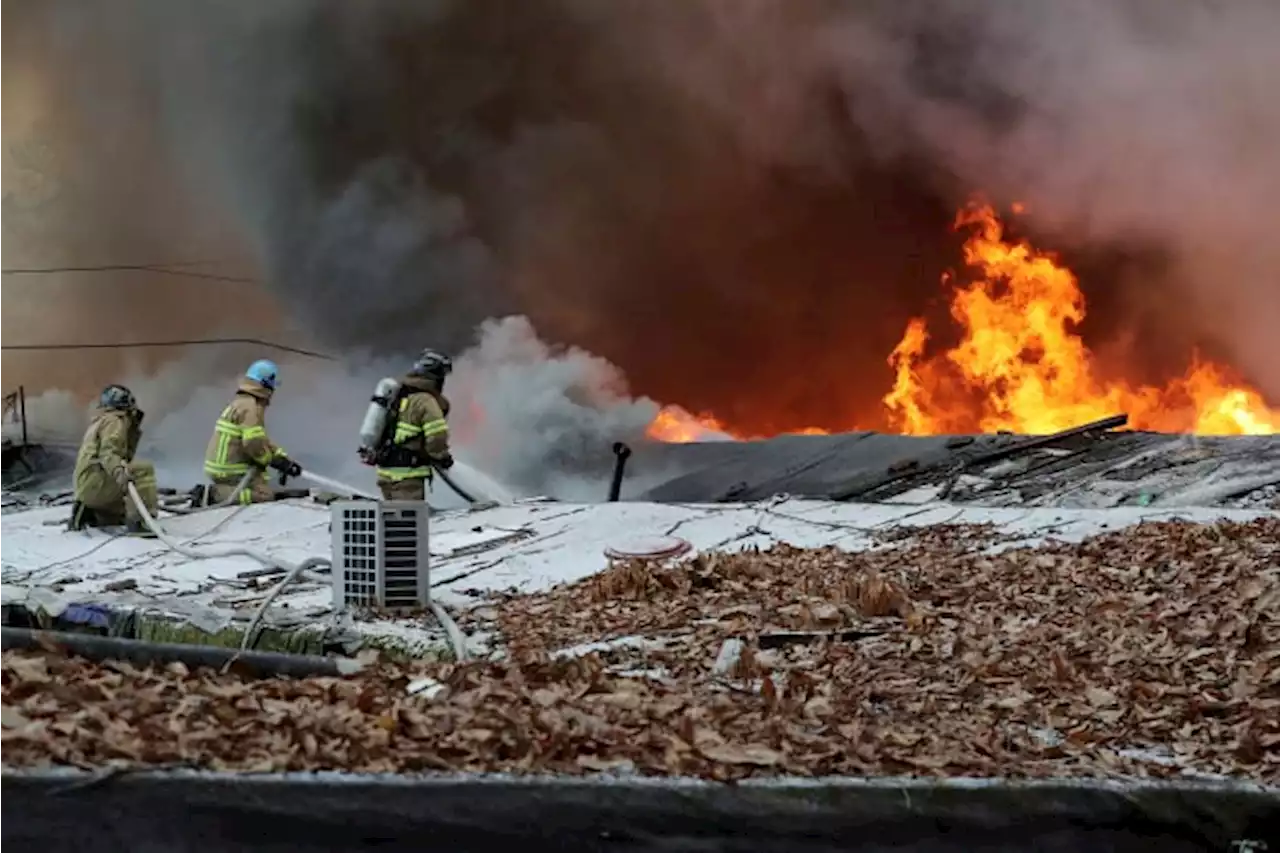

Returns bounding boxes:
[203,359,301,505]
[376,348,454,501]
[71,384,159,533]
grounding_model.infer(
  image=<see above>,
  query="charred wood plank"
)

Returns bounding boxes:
[963,414,1129,468]
[830,415,1129,503]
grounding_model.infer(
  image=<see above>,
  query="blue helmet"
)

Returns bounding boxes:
[245,359,280,391]
[99,384,136,411]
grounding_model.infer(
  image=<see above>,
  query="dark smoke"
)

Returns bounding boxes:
[6,0,1279,440]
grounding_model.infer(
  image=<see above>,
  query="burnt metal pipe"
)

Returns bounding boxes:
[608,441,632,502]
[0,627,364,679]
[19,384,28,446]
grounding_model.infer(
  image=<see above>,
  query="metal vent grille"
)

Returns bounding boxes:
[330,500,430,611]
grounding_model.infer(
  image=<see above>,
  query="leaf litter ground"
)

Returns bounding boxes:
[3,518,1278,781]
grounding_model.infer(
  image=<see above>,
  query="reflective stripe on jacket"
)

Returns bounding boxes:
[204,380,286,482]
[375,388,450,482]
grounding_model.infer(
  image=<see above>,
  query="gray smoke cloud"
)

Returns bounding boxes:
[4,0,1278,467]
[846,0,1280,397]
[5,315,668,502]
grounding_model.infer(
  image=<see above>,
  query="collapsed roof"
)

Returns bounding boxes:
[627,430,1280,509]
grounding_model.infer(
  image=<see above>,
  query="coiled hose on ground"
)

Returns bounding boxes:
[125,482,468,662]
[155,469,254,515]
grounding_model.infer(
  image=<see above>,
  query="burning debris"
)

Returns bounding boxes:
[4,518,1277,780]
[649,203,1279,443]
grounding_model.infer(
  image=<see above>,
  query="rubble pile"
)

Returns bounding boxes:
[3,518,1278,780]
[1,489,73,514]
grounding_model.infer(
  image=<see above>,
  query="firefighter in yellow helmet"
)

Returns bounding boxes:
[203,360,301,505]
[375,349,454,501]
[71,384,159,534]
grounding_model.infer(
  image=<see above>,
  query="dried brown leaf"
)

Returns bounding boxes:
[1,705,32,729]
[5,655,51,684]
[576,754,634,772]
[698,743,784,767]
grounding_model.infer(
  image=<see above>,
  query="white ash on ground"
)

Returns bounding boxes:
[3,518,1278,781]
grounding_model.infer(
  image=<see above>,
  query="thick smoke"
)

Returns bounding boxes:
[6,316,666,502]
[5,0,1279,462]
[848,0,1280,398]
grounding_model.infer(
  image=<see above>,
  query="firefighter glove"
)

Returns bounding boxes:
[433,452,455,470]
[269,457,302,478]
[113,466,133,489]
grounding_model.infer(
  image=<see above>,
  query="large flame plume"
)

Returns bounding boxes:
[649,201,1278,442]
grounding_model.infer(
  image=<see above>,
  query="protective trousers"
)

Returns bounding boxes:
[377,477,428,501]
[76,460,159,526]
[209,470,276,505]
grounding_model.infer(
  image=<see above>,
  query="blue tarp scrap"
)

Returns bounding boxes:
[57,601,133,635]
[59,604,113,630]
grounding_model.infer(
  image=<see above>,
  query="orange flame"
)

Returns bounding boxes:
[883,202,1278,436]
[645,406,733,443]
[647,200,1278,441]
[646,406,831,443]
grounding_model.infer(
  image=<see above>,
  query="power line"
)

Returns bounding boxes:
[140,260,227,267]
[141,266,261,284]
[1,263,260,285]
[1,337,334,361]
[3,260,220,271]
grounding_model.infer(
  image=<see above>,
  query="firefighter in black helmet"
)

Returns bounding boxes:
[375,349,454,500]
[70,384,159,534]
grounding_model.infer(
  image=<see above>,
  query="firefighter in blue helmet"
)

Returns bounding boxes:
[203,360,301,504]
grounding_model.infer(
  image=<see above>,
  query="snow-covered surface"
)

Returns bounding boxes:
[2,495,1275,654]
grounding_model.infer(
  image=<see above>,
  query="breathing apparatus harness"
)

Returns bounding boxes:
[357,349,453,471]
[358,378,407,467]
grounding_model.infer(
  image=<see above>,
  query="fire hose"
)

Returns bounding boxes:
[291,469,380,501]
[156,469,255,515]
[432,463,477,504]
[124,481,468,662]
[291,460,494,507]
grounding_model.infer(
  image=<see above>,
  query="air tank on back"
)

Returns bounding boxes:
[357,377,402,464]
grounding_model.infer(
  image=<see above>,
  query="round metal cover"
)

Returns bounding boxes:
[603,535,692,561]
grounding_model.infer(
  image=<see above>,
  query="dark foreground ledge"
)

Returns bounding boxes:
[3,769,1277,853]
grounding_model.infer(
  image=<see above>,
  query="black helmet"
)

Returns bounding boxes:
[99,384,136,411]
[408,348,454,385]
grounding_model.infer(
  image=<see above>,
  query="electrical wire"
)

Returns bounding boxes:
[2,263,260,285]
[2,337,334,360]
[2,260,332,360]
[4,260,223,271]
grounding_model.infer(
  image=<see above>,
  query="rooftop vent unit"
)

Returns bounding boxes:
[330,500,430,611]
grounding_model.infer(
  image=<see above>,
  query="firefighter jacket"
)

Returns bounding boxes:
[204,379,288,483]
[74,407,142,495]
[375,375,451,483]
